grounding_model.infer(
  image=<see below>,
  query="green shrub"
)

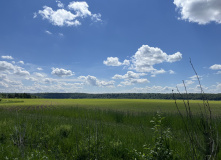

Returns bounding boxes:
[133,112,176,160]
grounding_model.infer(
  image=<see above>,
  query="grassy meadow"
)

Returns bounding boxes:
[0,99,221,159]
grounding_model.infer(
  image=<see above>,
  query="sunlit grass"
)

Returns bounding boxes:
[0,99,221,159]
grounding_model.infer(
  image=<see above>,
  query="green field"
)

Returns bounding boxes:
[0,99,221,159]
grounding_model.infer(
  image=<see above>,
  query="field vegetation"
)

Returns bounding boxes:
[0,99,221,159]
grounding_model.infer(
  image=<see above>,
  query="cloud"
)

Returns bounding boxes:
[131,45,182,72]
[151,69,166,77]
[103,57,122,66]
[174,0,221,24]
[14,68,30,76]
[112,71,146,79]
[34,72,44,78]
[26,77,38,82]
[216,71,221,74]
[59,33,64,37]
[188,85,208,93]
[189,75,202,81]
[79,75,115,87]
[167,52,182,63]
[210,64,221,74]
[56,0,64,8]
[177,80,194,87]
[0,73,23,89]
[210,64,221,70]
[33,12,37,18]
[121,78,149,86]
[131,85,174,93]
[0,74,7,80]
[37,67,43,71]
[37,1,101,27]
[1,78,23,88]
[169,70,175,74]
[103,57,130,66]
[45,30,52,35]
[51,68,74,77]
[0,61,15,71]
[1,55,13,60]
[39,6,80,27]
[0,81,8,88]
[44,78,57,84]
[91,13,102,22]
[68,1,92,17]
[210,83,221,92]
[122,59,130,66]
[18,61,24,64]
[177,74,204,89]
[113,71,149,86]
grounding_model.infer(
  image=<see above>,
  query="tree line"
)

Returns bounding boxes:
[0,93,220,100]
[0,93,37,99]
[32,93,221,100]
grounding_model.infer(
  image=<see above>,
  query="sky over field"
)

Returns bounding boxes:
[0,0,221,93]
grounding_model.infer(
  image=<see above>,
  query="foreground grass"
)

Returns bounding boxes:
[0,99,221,159]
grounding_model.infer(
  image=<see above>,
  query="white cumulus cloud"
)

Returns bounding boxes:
[103,57,130,66]
[39,6,80,27]
[79,75,115,87]
[113,71,149,86]
[14,68,30,76]
[151,69,166,77]
[34,72,44,78]
[121,79,149,86]
[167,52,182,63]
[174,0,221,24]
[68,1,92,17]
[112,71,146,79]
[103,57,122,66]
[210,64,221,70]
[0,61,15,71]
[131,45,182,72]
[37,1,101,27]
[51,68,74,77]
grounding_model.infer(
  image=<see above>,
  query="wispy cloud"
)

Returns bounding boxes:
[1,55,13,60]
[18,61,24,64]
[45,30,52,35]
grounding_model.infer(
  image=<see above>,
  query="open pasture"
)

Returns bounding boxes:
[0,99,221,159]
[1,98,221,114]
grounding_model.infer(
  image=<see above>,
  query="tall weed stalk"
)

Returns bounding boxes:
[173,59,219,160]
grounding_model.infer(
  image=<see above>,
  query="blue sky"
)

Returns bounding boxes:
[0,0,221,93]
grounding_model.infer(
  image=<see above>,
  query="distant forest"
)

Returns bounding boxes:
[0,93,221,100]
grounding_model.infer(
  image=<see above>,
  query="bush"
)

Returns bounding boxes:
[133,112,176,160]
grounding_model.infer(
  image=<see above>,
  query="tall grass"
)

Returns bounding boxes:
[0,103,221,159]
[173,60,220,160]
